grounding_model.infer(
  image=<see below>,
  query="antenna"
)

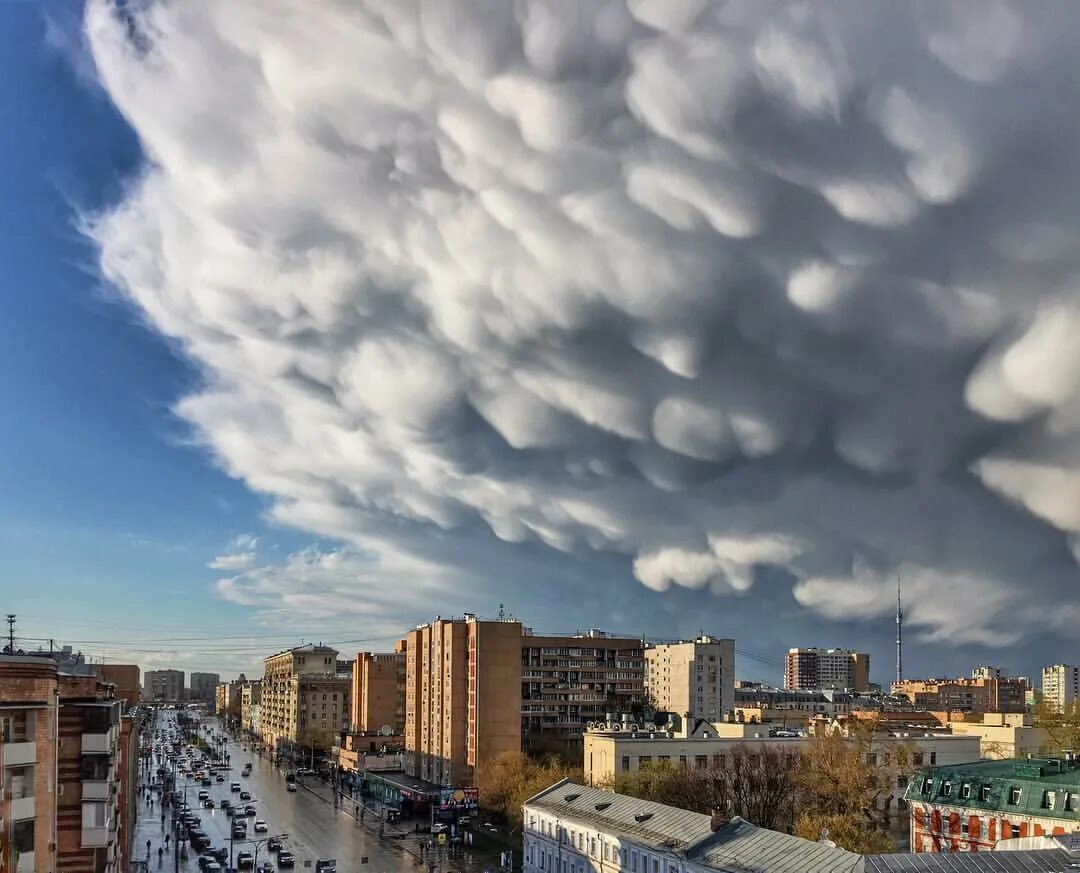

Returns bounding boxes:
[498,603,505,621]
[5,614,14,654]
[895,577,903,685]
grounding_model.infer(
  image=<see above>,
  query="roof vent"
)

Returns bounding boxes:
[595,802,612,811]
[564,794,581,803]
[634,813,653,823]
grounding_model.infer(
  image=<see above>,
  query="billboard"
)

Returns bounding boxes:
[438,787,479,811]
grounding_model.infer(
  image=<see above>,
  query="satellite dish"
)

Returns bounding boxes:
[379,725,393,737]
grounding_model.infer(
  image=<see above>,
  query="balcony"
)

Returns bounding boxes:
[82,779,113,801]
[3,742,36,767]
[82,726,117,755]
[12,795,36,821]
[82,826,110,847]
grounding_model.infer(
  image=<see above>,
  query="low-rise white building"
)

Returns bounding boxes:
[523,780,860,873]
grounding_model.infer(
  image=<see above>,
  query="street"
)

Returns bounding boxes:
[136,711,507,873]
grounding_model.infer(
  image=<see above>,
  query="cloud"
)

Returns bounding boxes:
[84,0,1080,653]
[207,533,259,570]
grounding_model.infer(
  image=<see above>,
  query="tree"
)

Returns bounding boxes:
[616,744,795,831]
[476,751,582,831]
[1032,701,1080,753]
[792,722,900,854]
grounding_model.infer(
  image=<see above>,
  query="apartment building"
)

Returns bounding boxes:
[1042,665,1080,713]
[905,757,1080,852]
[143,669,184,702]
[189,671,220,706]
[521,629,644,751]
[892,672,1028,714]
[644,637,733,722]
[260,645,350,756]
[784,648,870,691]
[241,680,262,734]
[215,675,247,726]
[93,664,140,710]
[523,780,861,873]
[949,713,1053,760]
[352,648,406,734]
[404,617,521,786]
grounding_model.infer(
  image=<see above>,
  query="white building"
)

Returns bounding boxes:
[644,637,734,723]
[1042,665,1080,712]
[523,780,860,873]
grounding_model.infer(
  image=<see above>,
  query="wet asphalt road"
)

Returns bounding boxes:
[138,713,505,873]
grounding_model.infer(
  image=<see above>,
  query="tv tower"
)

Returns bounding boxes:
[895,577,903,685]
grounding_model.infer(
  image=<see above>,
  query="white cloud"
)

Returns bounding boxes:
[84,0,1080,650]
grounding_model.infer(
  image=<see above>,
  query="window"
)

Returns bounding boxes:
[960,819,969,835]
[1067,793,1075,812]
[866,753,877,767]
[1009,787,1022,805]
[695,756,707,769]
[930,752,937,765]
[1011,824,1020,839]
[896,775,908,789]
[913,752,924,766]
[980,784,992,802]
[657,755,669,764]
[1044,790,1057,809]
[652,859,659,873]
[941,781,952,797]
[921,777,933,795]
[959,783,971,799]
[639,756,651,766]
[631,852,638,873]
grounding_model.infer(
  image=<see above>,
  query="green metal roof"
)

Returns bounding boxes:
[903,758,1080,820]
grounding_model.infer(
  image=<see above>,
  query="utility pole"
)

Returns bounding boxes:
[5,614,14,653]
[895,576,903,686]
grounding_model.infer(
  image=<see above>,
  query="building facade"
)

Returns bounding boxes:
[215,675,247,727]
[189,672,220,706]
[892,672,1028,714]
[241,680,262,734]
[905,757,1080,852]
[94,664,141,710]
[784,648,870,691]
[352,649,406,735]
[143,669,184,702]
[404,617,522,786]
[1041,665,1080,713]
[523,780,861,873]
[949,713,1053,760]
[260,645,350,756]
[644,637,734,723]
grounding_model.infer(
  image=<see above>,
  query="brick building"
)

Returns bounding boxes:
[93,664,141,710]
[784,648,870,691]
[260,646,350,758]
[352,649,406,735]
[905,757,1080,852]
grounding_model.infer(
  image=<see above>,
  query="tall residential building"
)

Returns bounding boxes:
[352,648,406,734]
[404,617,523,786]
[1041,665,1080,712]
[94,663,141,709]
[403,616,647,786]
[1,654,139,873]
[644,636,735,722]
[189,671,221,705]
[143,668,184,701]
[260,645,350,757]
[215,674,247,726]
[785,648,870,691]
[241,680,262,734]
[892,674,1028,714]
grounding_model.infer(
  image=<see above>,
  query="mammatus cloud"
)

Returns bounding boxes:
[85,0,1080,647]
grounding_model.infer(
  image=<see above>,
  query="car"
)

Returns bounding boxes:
[198,790,210,801]
[237,852,254,869]
[239,791,251,801]
[277,852,295,869]
[202,777,212,787]
[257,863,274,873]
[266,838,281,853]
[210,848,228,863]
[231,783,241,792]
[430,823,448,835]
[190,831,210,851]
[202,798,215,809]
[285,783,296,793]
[224,806,236,817]
[295,768,313,776]
[220,798,232,809]
[204,863,222,873]
[253,820,268,833]
[315,860,336,873]
[216,775,225,783]
[232,827,247,840]
[198,856,214,871]
[243,805,257,816]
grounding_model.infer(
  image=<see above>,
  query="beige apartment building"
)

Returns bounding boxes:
[240,680,261,733]
[644,636,734,722]
[404,617,522,786]
[1041,664,1080,712]
[948,712,1052,759]
[352,648,406,734]
[260,644,350,756]
[785,648,870,691]
[892,671,1027,714]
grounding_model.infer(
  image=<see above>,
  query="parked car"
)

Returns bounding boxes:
[237,852,254,869]
[204,863,222,873]
[257,863,274,873]
[277,852,295,869]
[266,838,281,853]
[254,820,268,833]
[239,791,252,801]
[202,798,215,809]
[315,860,336,873]
[285,783,296,793]
[231,783,242,792]
[430,823,448,835]
[210,847,228,863]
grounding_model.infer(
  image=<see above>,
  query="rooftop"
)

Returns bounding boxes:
[863,849,1078,872]
[526,780,860,873]
[905,758,1080,820]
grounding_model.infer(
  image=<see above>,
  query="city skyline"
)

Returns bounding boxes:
[3,2,1080,684]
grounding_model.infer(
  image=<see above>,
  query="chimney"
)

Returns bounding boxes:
[710,810,729,832]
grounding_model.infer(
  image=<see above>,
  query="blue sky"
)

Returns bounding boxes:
[5,2,1080,687]
[0,5,303,675]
